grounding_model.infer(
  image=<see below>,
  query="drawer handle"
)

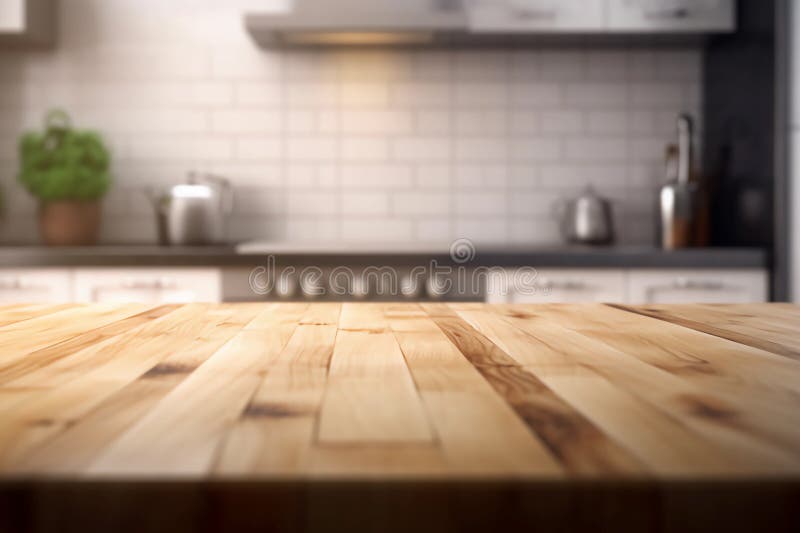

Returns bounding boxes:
[512,7,557,19]
[536,279,589,291]
[121,278,177,290]
[671,278,725,291]
[643,7,691,19]
[0,278,45,291]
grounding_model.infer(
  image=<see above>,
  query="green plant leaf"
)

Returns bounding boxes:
[17,110,112,201]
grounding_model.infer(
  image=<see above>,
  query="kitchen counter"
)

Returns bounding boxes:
[0,244,769,268]
[0,303,798,532]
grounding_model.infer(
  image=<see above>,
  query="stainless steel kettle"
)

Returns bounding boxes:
[553,186,615,245]
[148,172,233,245]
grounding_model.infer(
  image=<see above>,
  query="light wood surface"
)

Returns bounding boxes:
[0,303,799,481]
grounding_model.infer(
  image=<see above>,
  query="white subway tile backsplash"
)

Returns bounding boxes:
[288,191,338,216]
[337,51,413,82]
[455,83,508,107]
[286,82,339,107]
[415,164,451,189]
[341,137,390,161]
[339,83,390,107]
[286,110,316,133]
[235,82,283,106]
[234,187,285,215]
[211,48,281,80]
[454,218,508,244]
[341,219,413,242]
[340,165,413,189]
[630,83,685,108]
[128,136,233,161]
[540,164,628,188]
[510,138,561,162]
[564,83,627,108]
[541,111,583,133]
[454,51,509,81]
[342,192,390,216]
[286,137,338,161]
[510,82,562,107]
[211,110,281,133]
[286,164,318,187]
[285,218,340,242]
[538,50,585,81]
[414,218,452,242]
[563,138,628,162]
[390,82,451,107]
[509,111,539,135]
[587,111,628,134]
[454,110,507,136]
[234,138,283,160]
[454,138,508,162]
[340,110,413,134]
[456,192,506,216]
[0,1,702,246]
[392,137,452,162]
[411,112,448,137]
[392,192,450,215]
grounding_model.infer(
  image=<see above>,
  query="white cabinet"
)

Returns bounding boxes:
[627,269,767,304]
[467,0,735,33]
[0,0,24,31]
[487,269,628,303]
[468,0,606,32]
[0,0,53,46]
[487,268,768,304]
[73,268,222,304]
[0,269,72,303]
[607,0,735,32]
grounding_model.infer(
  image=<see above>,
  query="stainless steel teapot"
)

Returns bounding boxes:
[552,186,615,245]
[148,172,233,246]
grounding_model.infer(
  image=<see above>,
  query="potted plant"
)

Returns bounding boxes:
[18,109,111,246]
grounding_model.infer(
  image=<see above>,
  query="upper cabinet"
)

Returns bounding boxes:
[607,0,735,32]
[0,0,54,47]
[468,0,606,33]
[465,0,735,35]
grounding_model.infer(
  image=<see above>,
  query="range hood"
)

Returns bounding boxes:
[245,0,470,47]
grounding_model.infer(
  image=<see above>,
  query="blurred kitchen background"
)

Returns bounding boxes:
[0,0,794,305]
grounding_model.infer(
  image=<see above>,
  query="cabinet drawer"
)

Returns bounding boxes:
[73,268,222,304]
[607,0,735,32]
[627,269,767,304]
[0,268,72,303]
[468,0,606,32]
[487,268,627,303]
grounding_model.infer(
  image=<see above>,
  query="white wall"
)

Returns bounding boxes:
[0,0,702,245]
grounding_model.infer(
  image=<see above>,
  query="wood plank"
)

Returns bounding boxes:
[530,365,755,478]
[0,304,229,468]
[617,303,800,361]
[215,305,339,476]
[87,304,304,477]
[478,304,800,475]
[0,302,798,483]
[390,306,563,477]
[0,303,75,328]
[317,304,434,444]
[0,304,150,368]
[420,304,639,477]
[0,304,180,386]
[12,305,264,475]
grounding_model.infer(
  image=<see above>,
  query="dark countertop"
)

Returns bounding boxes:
[0,244,770,269]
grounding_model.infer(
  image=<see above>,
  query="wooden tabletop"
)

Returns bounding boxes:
[0,302,799,481]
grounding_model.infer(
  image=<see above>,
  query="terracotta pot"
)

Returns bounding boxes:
[39,200,101,246]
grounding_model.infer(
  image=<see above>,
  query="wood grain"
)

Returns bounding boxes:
[617,303,800,361]
[0,303,798,482]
